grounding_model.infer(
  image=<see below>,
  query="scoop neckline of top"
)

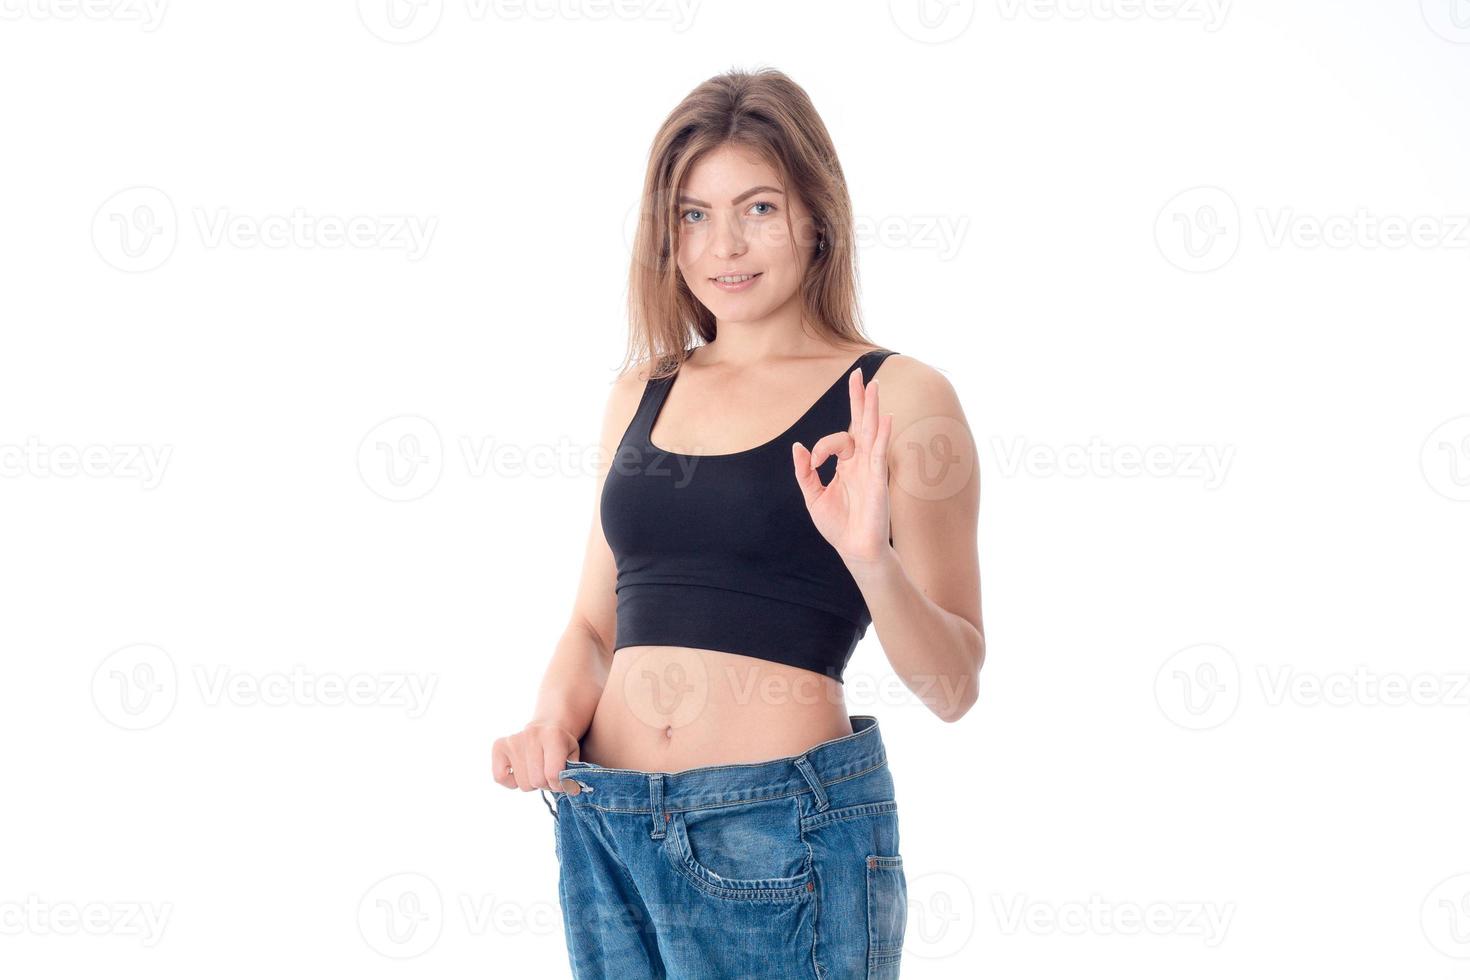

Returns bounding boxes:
[645,346,889,460]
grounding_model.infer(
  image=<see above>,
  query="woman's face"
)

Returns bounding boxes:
[674,144,819,324]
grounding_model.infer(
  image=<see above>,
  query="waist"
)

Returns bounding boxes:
[559,715,889,808]
[582,644,854,771]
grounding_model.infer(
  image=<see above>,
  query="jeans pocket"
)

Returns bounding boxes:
[665,796,814,901]
[865,854,906,977]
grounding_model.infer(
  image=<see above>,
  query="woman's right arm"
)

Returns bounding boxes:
[491,360,646,795]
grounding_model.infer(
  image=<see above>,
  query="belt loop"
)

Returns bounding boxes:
[793,755,830,812]
[649,773,666,839]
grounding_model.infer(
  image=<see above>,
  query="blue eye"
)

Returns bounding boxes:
[679,203,777,223]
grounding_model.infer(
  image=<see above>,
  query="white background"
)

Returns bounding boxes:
[2,1,1468,977]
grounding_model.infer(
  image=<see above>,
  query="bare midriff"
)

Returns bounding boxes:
[579,644,854,772]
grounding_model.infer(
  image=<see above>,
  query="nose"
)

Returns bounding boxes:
[709,211,747,261]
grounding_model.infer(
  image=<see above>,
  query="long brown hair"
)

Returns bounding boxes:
[622,67,872,381]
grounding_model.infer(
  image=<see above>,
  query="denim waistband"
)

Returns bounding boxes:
[549,714,888,814]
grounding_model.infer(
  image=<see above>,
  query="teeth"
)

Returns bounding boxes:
[715,274,754,283]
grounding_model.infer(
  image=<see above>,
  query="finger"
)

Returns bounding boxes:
[846,366,864,436]
[810,431,855,470]
[520,738,548,791]
[791,441,826,508]
[508,739,533,791]
[491,739,517,789]
[871,411,893,478]
[539,739,579,795]
[860,379,881,454]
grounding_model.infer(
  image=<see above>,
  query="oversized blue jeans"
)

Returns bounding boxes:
[540,715,907,979]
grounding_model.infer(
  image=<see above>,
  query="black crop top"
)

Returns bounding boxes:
[599,347,899,684]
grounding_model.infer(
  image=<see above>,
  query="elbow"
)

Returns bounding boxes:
[937,631,984,723]
[938,676,978,723]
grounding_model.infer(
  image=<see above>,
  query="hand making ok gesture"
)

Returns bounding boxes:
[791,364,894,565]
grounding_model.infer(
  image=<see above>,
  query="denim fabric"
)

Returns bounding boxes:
[540,715,907,979]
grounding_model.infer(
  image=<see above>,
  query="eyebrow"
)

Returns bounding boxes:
[676,185,785,208]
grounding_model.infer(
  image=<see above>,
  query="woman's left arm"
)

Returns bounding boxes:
[793,355,984,722]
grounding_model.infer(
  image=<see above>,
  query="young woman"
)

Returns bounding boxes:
[492,68,984,979]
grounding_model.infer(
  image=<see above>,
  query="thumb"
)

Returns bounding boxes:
[558,738,583,795]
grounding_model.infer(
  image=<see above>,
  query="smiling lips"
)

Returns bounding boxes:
[710,272,761,291]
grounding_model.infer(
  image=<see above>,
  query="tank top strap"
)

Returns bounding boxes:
[860,348,899,383]
[624,349,688,446]
[627,347,895,449]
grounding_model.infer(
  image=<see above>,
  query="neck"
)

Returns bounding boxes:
[704,307,835,368]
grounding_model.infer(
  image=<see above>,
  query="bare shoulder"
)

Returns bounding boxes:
[595,353,660,470]
[608,354,654,401]
[870,350,969,425]
[870,350,978,500]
